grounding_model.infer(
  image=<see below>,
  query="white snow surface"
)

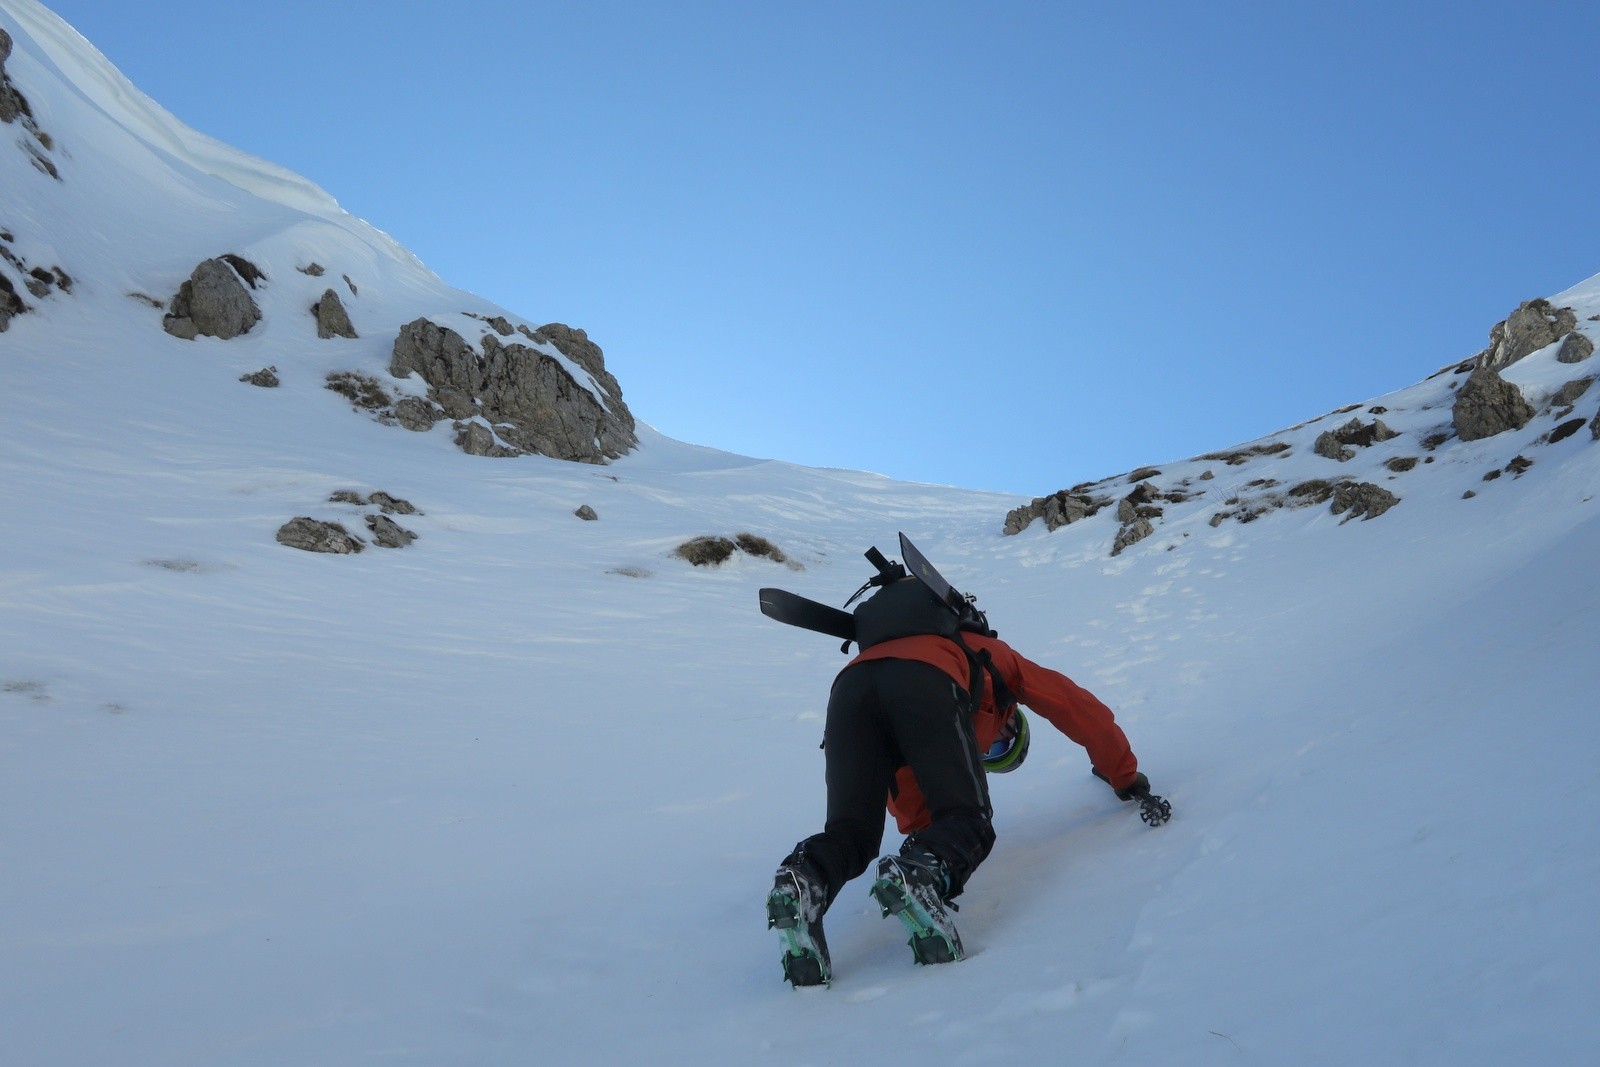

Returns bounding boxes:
[4,3,1600,1063]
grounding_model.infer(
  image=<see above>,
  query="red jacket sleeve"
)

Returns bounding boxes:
[974,635,1139,791]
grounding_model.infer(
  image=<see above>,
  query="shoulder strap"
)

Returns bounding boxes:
[951,632,1016,717]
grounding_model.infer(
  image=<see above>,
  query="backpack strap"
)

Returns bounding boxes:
[951,632,1016,718]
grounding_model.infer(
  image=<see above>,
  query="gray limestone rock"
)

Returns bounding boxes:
[1003,489,1105,535]
[365,514,417,548]
[1111,518,1154,557]
[393,396,441,432]
[454,421,519,458]
[390,318,637,462]
[275,517,363,554]
[164,257,262,340]
[1330,482,1400,522]
[1479,299,1578,371]
[1556,332,1594,364]
[239,366,279,387]
[1313,417,1399,462]
[312,288,357,339]
[1452,368,1535,441]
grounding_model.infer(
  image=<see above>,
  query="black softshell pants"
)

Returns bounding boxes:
[787,658,994,908]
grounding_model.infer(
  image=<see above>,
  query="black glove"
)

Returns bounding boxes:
[1114,771,1151,802]
[1091,767,1150,800]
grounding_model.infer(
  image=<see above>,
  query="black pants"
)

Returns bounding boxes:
[786,658,994,908]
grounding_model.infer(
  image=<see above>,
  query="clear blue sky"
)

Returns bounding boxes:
[39,0,1600,496]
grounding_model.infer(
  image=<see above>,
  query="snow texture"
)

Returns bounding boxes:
[3,2,1599,1063]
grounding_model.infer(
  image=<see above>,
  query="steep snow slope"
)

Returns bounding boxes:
[4,3,1599,1064]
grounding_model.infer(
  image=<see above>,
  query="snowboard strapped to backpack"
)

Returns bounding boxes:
[759,534,1021,759]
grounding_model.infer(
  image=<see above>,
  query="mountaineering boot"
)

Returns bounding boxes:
[767,863,831,987]
[869,848,964,965]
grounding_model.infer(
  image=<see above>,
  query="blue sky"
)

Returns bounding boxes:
[39,0,1600,495]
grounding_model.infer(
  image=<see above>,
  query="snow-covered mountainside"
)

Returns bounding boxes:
[4,2,1598,1064]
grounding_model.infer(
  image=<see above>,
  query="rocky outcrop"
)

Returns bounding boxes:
[163,256,264,340]
[0,232,71,331]
[1111,518,1154,556]
[0,28,26,124]
[364,514,416,548]
[312,288,357,339]
[1478,299,1578,371]
[1330,482,1400,522]
[275,517,362,554]
[1557,332,1594,364]
[1003,489,1108,535]
[239,366,279,387]
[388,317,637,462]
[1313,417,1399,461]
[1452,368,1535,442]
[0,271,24,332]
[1,29,58,179]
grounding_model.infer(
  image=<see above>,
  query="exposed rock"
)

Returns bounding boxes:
[389,318,637,462]
[365,514,417,548]
[368,492,416,515]
[239,366,279,387]
[1330,482,1400,522]
[1547,418,1586,445]
[393,396,440,432]
[1556,332,1594,364]
[329,490,367,506]
[0,273,24,332]
[0,243,71,329]
[1591,410,1600,441]
[1313,417,1399,461]
[1452,368,1535,441]
[1479,299,1577,371]
[1552,377,1594,409]
[1116,481,1164,525]
[454,421,519,458]
[2,30,55,174]
[1003,489,1107,535]
[1110,518,1154,557]
[298,263,326,277]
[275,517,363,554]
[312,288,357,339]
[575,505,599,521]
[164,257,263,340]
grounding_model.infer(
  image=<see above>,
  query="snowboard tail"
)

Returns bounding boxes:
[758,587,855,642]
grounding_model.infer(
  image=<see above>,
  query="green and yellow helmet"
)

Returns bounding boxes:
[981,707,1030,774]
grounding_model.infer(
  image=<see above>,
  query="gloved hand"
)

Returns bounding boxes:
[1114,771,1151,802]
[1091,767,1151,800]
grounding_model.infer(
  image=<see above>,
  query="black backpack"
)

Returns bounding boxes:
[842,545,1015,716]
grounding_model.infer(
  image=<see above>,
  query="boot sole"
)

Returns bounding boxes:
[767,889,831,987]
